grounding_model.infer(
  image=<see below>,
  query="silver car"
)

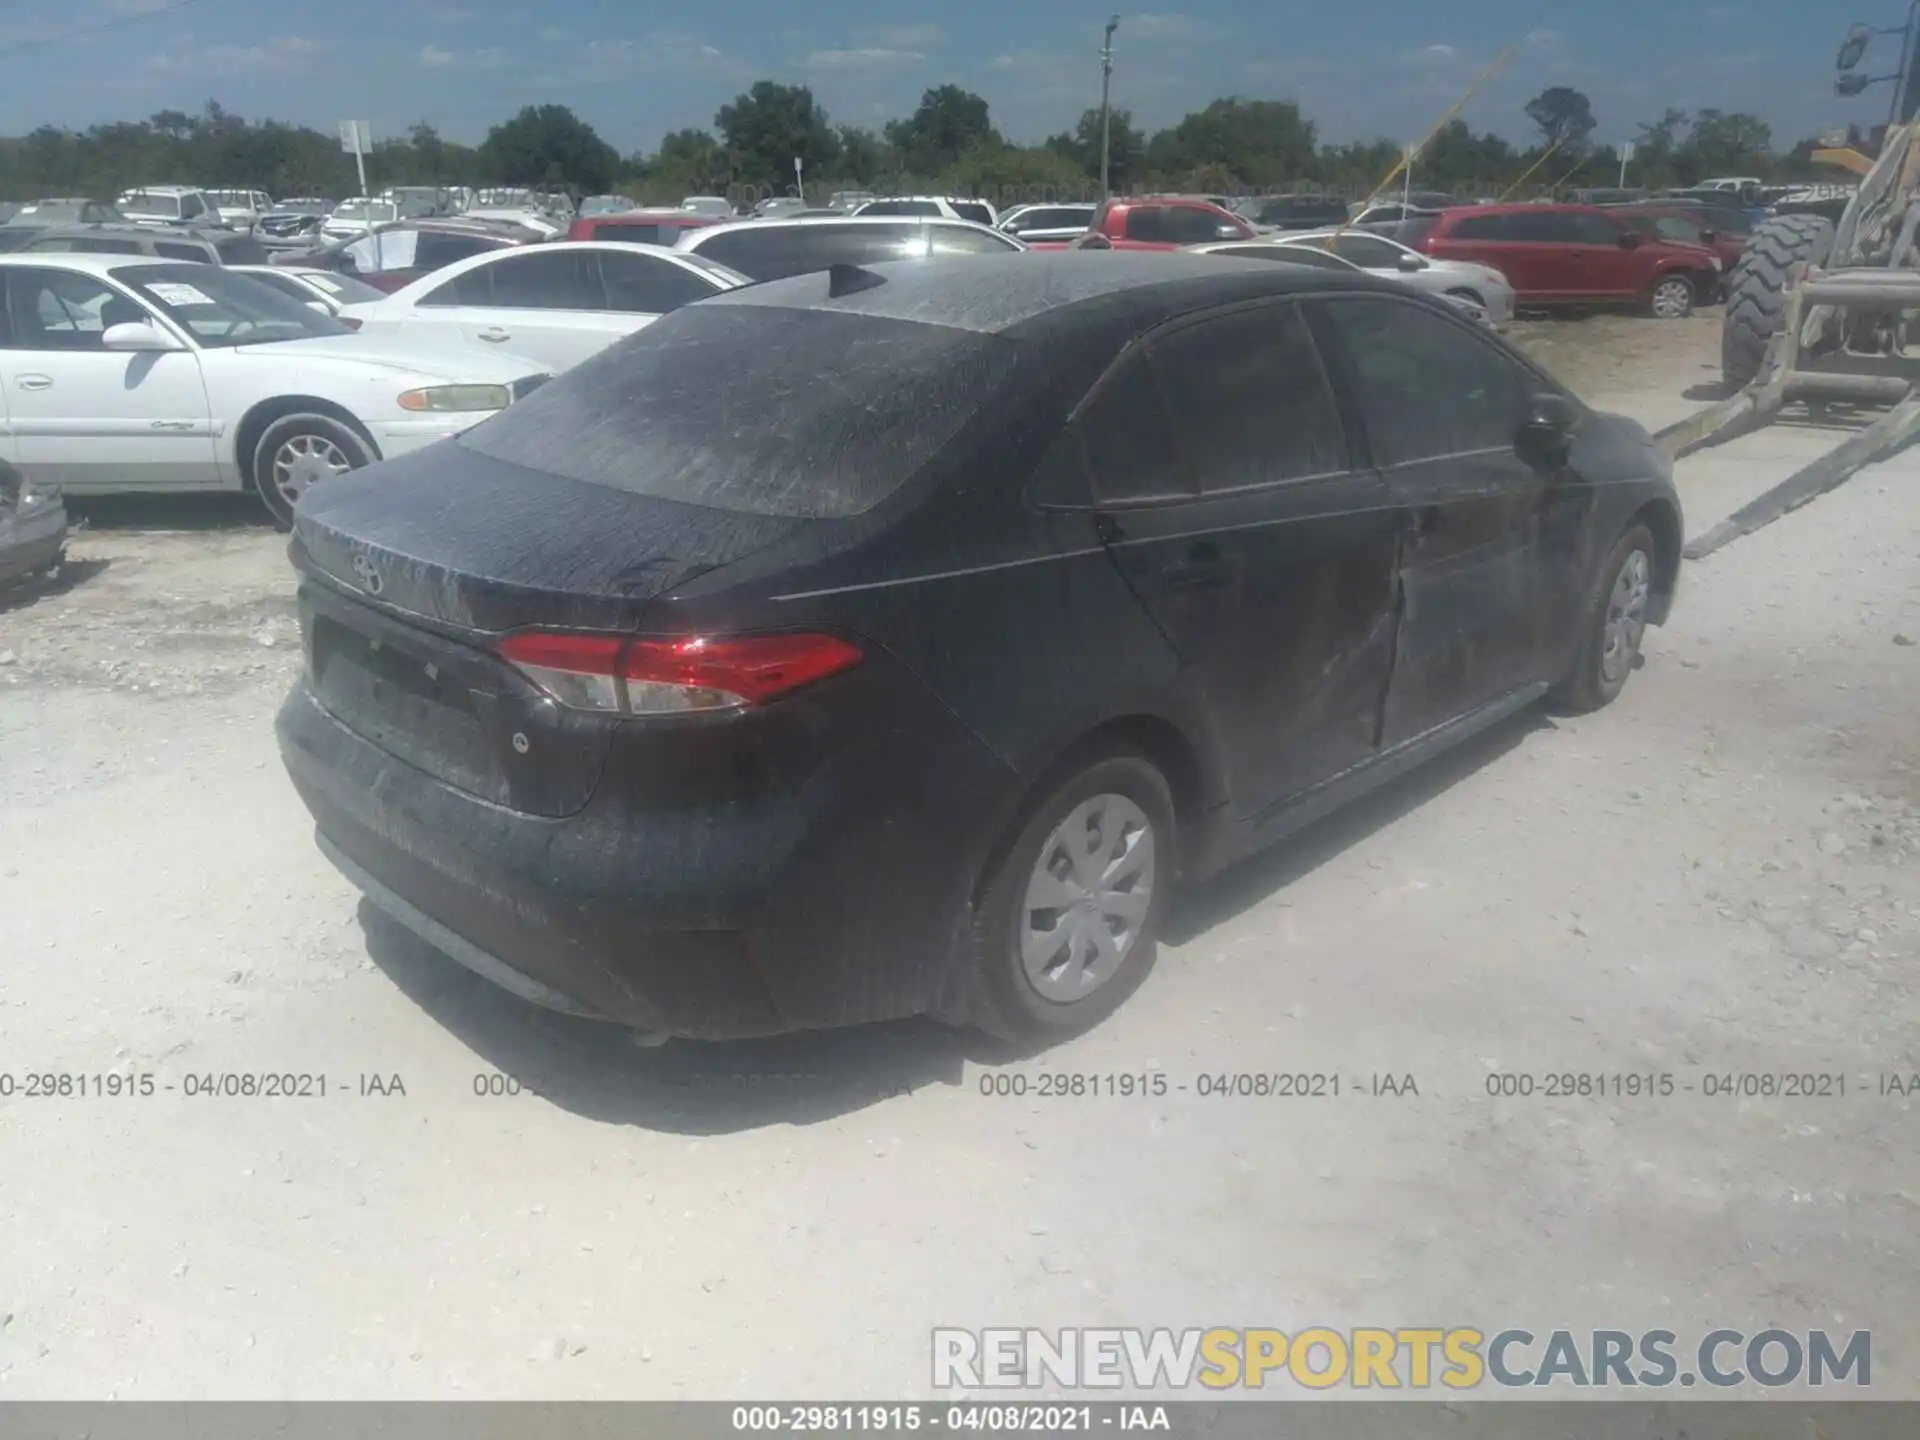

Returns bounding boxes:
[675,214,1025,282]
[1199,231,1515,328]
[1189,237,1511,329]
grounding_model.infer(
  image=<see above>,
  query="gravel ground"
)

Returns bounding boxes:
[1,313,1917,1400]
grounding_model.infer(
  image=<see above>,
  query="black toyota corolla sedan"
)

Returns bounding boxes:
[276,252,1681,1044]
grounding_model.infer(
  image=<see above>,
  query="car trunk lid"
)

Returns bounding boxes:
[290,444,808,815]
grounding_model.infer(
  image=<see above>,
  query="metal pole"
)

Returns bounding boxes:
[1402,144,1413,210]
[1099,15,1119,198]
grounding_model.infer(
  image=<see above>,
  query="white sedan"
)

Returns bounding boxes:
[1274,230,1516,326]
[338,241,751,373]
[0,254,551,526]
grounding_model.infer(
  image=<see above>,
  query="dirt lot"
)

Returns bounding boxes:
[1,312,1917,1400]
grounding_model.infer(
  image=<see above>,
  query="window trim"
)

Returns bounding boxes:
[1032,296,1360,514]
[592,249,718,315]
[1,265,191,354]
[1302,289,1566,473]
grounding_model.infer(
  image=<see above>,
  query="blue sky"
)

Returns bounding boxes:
[0,0,1883,154]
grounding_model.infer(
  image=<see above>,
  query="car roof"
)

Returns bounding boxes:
[0,251,188,274]
[10,223,217,242]
[682,214,1016,243]
[699,249,1408,338]
[1443,201,1608,216]
[119,185,203,196]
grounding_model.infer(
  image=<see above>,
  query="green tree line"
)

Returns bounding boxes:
[0,85,1848,209]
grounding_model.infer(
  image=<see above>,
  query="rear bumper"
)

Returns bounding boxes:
[277,671,1022,1040]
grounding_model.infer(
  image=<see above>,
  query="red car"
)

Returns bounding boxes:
[1616,204,1747,274]
[566,211,726,246]
[1028,196,1255,251]
[1416,203,1721,318]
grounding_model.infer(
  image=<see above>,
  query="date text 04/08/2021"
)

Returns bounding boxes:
[0,1072,408,1098]
[731,1404,1169,1432]
[974,1073,1418,1099]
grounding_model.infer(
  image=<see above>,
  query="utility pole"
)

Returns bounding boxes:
[1099,15,1120,199]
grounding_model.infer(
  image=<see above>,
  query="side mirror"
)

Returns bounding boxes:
[1617,229,1644,249]
[1396,252,1425,272]
[1516,392,1581,467]
[101,320,183,352]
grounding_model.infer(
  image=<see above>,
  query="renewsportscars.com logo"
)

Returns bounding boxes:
[931,1328,1872,1391]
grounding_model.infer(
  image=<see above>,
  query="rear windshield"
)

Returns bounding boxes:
[460,305,1019,519]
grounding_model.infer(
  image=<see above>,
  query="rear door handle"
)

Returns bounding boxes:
[16,375,50,391]
[477,328,511,342]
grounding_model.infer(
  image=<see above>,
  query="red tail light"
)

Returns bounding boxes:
[496,631,864,715]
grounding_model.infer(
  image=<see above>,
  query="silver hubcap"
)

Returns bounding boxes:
[1600,549,1651,685]
[271,433,353,507]
[1020,793,1156,1003]
[1652,280,1690,318]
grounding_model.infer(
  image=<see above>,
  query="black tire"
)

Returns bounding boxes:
[967,751,1176,1044]
[1551,523,1657,715]
[251,412,372,530]
[1721,213,1836,387]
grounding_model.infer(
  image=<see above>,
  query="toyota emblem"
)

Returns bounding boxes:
[351,553,384,595]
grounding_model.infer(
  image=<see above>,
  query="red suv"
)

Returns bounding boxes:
[1417,203,1720,318]
[1030,196,1255,251]
[567,211,725,246]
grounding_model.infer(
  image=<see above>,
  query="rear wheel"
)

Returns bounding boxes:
[1721,213,1836,386]
[967,752,1175,1043]
[252,413,371,530]
[1552,523,1656,714]
[1646,275,1695,320]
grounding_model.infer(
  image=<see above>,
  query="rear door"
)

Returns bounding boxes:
[413,249,607,369]
[1544,210,1638,300]
[1308,294,1580,743]
[1082,300,1400,815]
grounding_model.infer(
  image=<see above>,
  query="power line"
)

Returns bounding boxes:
[0,0,205,64]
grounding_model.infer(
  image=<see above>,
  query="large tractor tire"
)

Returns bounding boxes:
[1720,214,1836,388]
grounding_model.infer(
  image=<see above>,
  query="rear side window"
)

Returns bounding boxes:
[949,201,993,226]
[1445,213,1516,241]
[693,223,948,281]
[927,225,1021,256]
[861,199,941,217]
[596,251,714,314]
[1152,304,1348,491]
[1122,207,1173,243]
[1078,352,1185,504]
[1164,207,1236,244]
[1314,296,1529,469]
[479,250,602,309]
[155,242,211,262]
[1260,246,1353,270]
[460,305,1018,518]
[590,221,664,244]
[414,231,502,269]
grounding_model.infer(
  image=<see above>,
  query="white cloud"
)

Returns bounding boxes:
[859,23,946,49]
[416,44,507,69]
[1399,42,1461,67]
[142,34,330,77]
[530,31,742,86]
[1122,13,1220,41]
[802,46,926,70]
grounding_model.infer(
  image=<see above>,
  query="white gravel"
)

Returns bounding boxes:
[0,379,1916,1399]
